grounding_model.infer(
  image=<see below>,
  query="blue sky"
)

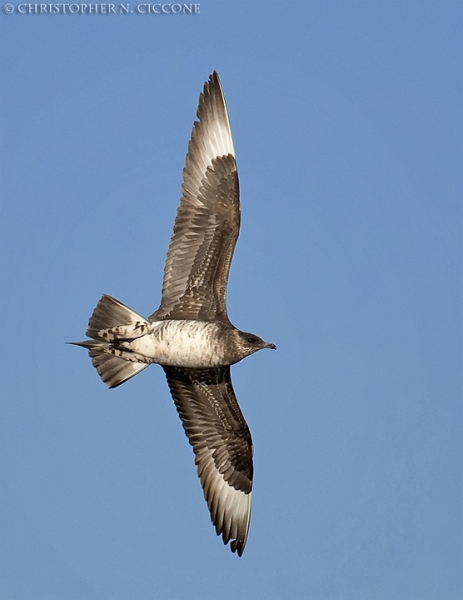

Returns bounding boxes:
[1,2,461,598]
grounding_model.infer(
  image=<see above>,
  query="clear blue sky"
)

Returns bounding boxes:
[1,2,461,599]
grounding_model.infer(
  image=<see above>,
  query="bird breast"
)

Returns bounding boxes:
[124,320,229,368]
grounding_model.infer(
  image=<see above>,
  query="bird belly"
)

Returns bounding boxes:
[123,320,226,368]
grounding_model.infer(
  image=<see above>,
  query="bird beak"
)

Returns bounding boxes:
[265,342,277,350]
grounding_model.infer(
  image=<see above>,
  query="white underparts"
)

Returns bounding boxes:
[103,320,228,368]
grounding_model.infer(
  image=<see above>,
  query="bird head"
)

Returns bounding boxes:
[235,330,276,359]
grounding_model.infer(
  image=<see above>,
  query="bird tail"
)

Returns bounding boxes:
[70,294,150,388]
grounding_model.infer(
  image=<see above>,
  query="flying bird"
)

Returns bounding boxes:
[71,72,275,556]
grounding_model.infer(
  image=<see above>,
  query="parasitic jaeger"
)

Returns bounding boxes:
[71,72,275,556]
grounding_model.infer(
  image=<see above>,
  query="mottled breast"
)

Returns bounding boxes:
[125,320,230,368]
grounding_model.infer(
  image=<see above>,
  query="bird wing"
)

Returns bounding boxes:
[163,365,253,556]
[151,71,240,321]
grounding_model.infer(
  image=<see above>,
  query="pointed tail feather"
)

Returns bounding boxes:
[70,340,149,388]
[70,295,151,388]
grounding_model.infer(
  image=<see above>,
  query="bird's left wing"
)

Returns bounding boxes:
[163,365,253,556]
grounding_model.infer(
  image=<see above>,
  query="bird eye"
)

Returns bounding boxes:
[247,337,256,343]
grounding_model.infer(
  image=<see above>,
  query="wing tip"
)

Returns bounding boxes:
[208,70,222,93]
[218,489,252,557]
[230,538,246,557]
[223,522,249,557]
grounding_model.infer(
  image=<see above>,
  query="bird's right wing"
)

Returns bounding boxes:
[151,72,240,322]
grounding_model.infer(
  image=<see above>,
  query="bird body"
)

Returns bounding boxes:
[71,72,275,556]
[76,299,270,370]
[119,319,231,368]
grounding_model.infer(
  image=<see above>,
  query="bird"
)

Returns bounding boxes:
[71,71,275,557]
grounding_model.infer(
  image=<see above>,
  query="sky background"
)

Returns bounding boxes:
[1,2,462,599]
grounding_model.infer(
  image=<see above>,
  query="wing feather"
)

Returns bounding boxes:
[152,72,240,321]
[163,365,253,556]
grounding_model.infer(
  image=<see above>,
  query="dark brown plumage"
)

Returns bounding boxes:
[151,74,240,322]
[164,365,253,556]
